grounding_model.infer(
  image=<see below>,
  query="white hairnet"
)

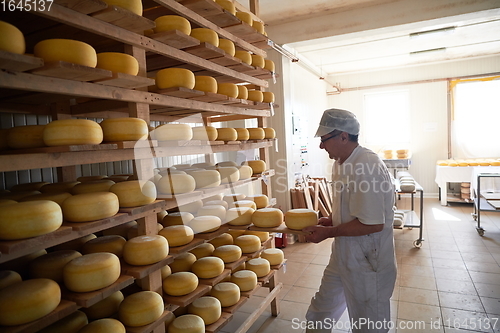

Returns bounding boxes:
[314,108,360,137]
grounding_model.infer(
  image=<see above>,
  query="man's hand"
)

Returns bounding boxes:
[303,225,336,243]
[318,216,333,226]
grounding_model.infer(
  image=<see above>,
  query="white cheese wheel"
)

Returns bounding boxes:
[110,180,156,207]
[96,52,139,75]
[62,192,119,222]
[189,215,221,233]
[156,68,195,90]
[100,117,148,141]
[230,270,257,291]
[285,208,318,230]
[123,235,169,265]
[217,166,240,184]
[71,179,115,194]
[263,127,276,139]
[0,200,62,240]
[162,211,194,226]
[0,278,61,326]
[119,291,164,327]
[63,252,121,292]
[189,242,215,259]
[194,75,217,93]
[190,170,221,189]
[264,59,275,72]
[34,39,97,67]
[217,38,235,56]
[252,207,283,228]
[261,248,284,266]
[192,126,218,141]
[191,256,225,279]
[178,199,203,214]
[234,235,261,253]
[247,90,264,102]
[157,173,196,194]
[40,181,80,193]
[78,318,125,333]
[251,54,265,68]
[188,296,221,325]
[210,282,240,307]
[82,290,123,320]
[170,252,197,273]
[244,160,266,174]
[0,21,25,54]
[226,207,254,226]
[159,225,194,247]
[154,15,191,35]
[208,232,233,248]
[20,192,72,206]
[0,270,22,290]
[237,85,248,99]
[236,11,253,25]
[262,92,275,103]
[7,125,46,149]
[246,257,270,277]
[190,28,219,47]
[43,119,103,146]
[232,200,257,210]
[163,272,198,296]
[204,199,228,210]
[237,165,253,180]
[234,50,252,65]
[213,244,242,263]
[153,123,193,141]
[244,230,269,242]
[102,0,142,15]
[38,310,88,333]
[168,314,204,333]
[217,82,238,98]
[29,250,82,283]
[247,194,269,209]
[234,128,250,141]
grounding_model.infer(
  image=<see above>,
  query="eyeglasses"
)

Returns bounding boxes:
[320,133,341,143]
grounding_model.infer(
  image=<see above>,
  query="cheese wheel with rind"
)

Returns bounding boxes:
[163,271,198,296]
[234,234,261,253]
[244,160,266,174]
[153,123,193,141]
[246,194,269,209]
[43,119,103,146]
[213,244,242,263]
[78,318,125,333]
[247,127,265,140]
[162,211,194,226]
[244,230,269,242]
[168,314,204,333]
[96,52,139,75]
[204,199,228,210]
[0,270,22,290]
[154,15,191,35]
[216,127,238,141]
[123,235,169,265]
[189,242,215,259]
[263,127,276,139]
[232,200,257,210]
[102,0,142,15]
[217,38,235,56]
[170,252,197,273]
[285,208,318,230]
[187,296,221,325]
[192,126,217,141]
[264,59,275,72]
[237,85,248,99]
[159,225,194,247]
[191,256,225,279]
[262,92,275,103]
[216,166,240,184]
[189,215,222,233]
[247,90,264,102]
[110,180,157,207]
[252,20,265,34]
[71,179,115,194]
[230,269,257,291]
[234,128,250,141]
[235,11,252,25]
[118,291,164,327]
[246,257,270,277]
[208,232,233,248]
[0,21,25,54]
[157,173,196,194]
[190,170,221,188]
[29,250,82,283]
[20,192,72,206]
[234,50,252,65]
[126,223,163,240]
[261,248,284,266]
[251,54,265,68]
[62,192,119,222]
[215,0,236,14]
[251,207,283,227]
[156,68,195,90]
[238,165,253,180]
[100,117,148,141]
[210,282,240,307]
[190,28,219,47]
[217,82,239,98]
[7,125,46,149]
[34,39,97,67]
[194,75,218,93]
[226,207,254,226]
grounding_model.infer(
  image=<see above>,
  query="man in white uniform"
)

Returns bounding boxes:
[303,109,397,333]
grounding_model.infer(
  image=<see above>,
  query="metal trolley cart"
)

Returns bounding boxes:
[395,179,424,248]
[472,173,500,236]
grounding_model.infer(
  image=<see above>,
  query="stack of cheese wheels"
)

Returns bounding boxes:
[211,282,240,307]
[71,179,115,194]
[118,291,164,327]
[208,232,233,248]
[62,192,119,222]
[189,242,215,259]
[170,252,196,273]
[100,117,148,141]
[238,165,253,180]
[217,82,239,98]
[96,52,139,75]
[247,90,264,102]
[38,310,88,333]
[102,0,142,15]
[213,244,242,263]
[191,256,225,279]
[82,291,123,320]
[264,59,275,72]
[153,123,193,141]
[34,39,97,67]
[159,225,194,247]
[230,269,257,291]
[190,170,221,188]
[397,149,409,159]
[63,252,120,292]
[262,92,275,103]
[246,257,270,277]
[252,207,283,228]
[237,85,248,99]
[162,211,194,226]
[217,166,240,184]
[189,215,222,233]
[78,318,125,333]
[218,38,235,56]
[244,159,266,175]
[232,200,257,210]
[168,314,205,333]
[28,250,82,283]
[157,173,196,194]
[285,208,318,230]
[0,270,22,290]
[188,296,221,325]
[216,127,238,141]
[251,54,265,68]
[156,68,195,90]
[192,126,218,141]
[110,180,156,207]
[0,200,63,240]
[234,50,252,65]
[190,28,219,47]
[247,128,265,140]
[263,127,276,139]
[383,150,394,159]
[7,125,46,149]
[163,271,198,296]
[393,210,404,227]
[154,15,191,35]
[123,235,169,265]
[247,194,269,209]
[0,278,61,326]
[0,21,26,54]
[226,206,254,226]
[261,248,284,266]
[194,75,217,93]
[234,234,261,253]
[235,128,250,141]
[43,119,103,146]
[21,192,72,206]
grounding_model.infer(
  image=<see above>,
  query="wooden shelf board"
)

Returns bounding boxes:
[91,5,155,32]
[224,256,247,272]
[193,224,230,240]
[53,0,107,14]
[257,269,276,285]
[226,62,254,73]
[119,200,167,217]
[248,223,311,236]
[269,259,287,272]
[125,310,174,333]
[121,255,175,279]
[105,140,158,149]
[198,268,231,286]
[224,22,257,38]
[205,312,233,333]
[31,61,112,81]
[184,42,226,60]
[157,87,205,99]
[93,72,156,89]
[168,238,205,254]
[62,213,131,232]
[189,91,229,103]
[178,0,222,17]
[0,51,44,72]
[221,296,248,314]
[210,54,242,67]
[239,282,263,298]
[0,226,72,257]
[150,29,201,49]
[206,10,241,28]
[0,143,118,155]
[163,284,211,307]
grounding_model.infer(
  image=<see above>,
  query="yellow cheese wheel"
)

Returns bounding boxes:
[252,20,265,34]
[236,85,248,99]
[154,15,191,35]
[153,123,193,141]
[0,270,22,290]
[262,92,275,103]
[226,207,254,226]
[123,235,169,265]
[34,39,97,67]
[119,291,164,327]
[38,310,88,333]
[159,225,194,247]
[110,180,156,207]
[247,90,264,102]
[247,128,265,140]
[216,128,238,141]
[236,11,253,25]
[217,166,240,184]
[213,244,242,263]
[156,68,196,90]
[157,173,196,194]
[82,290,123,320]
[189,242,215,259]
[194,75,218,93]
[237,165,253,180]
[168,314,204,333]
[63,252,120,292]
[215,0,236,14]
[234,50,252,65]
[245,160,266,174]
[251,207,283,227]
[191,256,225,279]
[251,54,265,68]
[0,278,60,326]
[234,234,261,253]
[190,170,221,189]
[188,296,221,325]
[263,127,276,139]
[0,200,62,240]
[62,192,119,222]
[29,250,82,283]
[246,257,270,277]
[261,248,284,266]
[170,252,197,273]
[230,270,257,291]
[0,21,25,54]
[246,194,269,209]
[190,28,219,47]
[20,192,72,206]
[232,200,257,210]
[71,179,115,194]
[178,199,203,214]
[217,82,239,98]
[217,38,235,56]
[7,125,46,149]
[43,119,103,146]
[189,215,222,233]
[244,230,269,242]
[234,128,250,141]
[211,282,240,307]
[102,0,142,15]
[285,208,318,230]
[78,318,125,333]
[208,232,233,248]
[96,52,139,75]
[163,272,198,296]
[162,211,194,226]
[264,59,275,72]
[100,117,148,141]
[192,126,218,141]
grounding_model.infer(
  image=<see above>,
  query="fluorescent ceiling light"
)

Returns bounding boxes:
[410,47,447,56]
[409,26,456,39]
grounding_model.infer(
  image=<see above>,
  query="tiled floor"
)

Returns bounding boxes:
[220,198,500,333]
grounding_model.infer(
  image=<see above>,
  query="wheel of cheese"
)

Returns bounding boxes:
[178,200,204,214]
[162,211,194,226]
[247,90,264,102]
[78,318,125,333]
[96,52,139,75]
[1,190,42,201]
[235,11,252,25]
[215,127,237,141]
[217,38,235,56]
[38,310,88,333]
[0,270,22,290]
[261,248,284,266]
[194,75,218,93]
[154,15,191,35]
[62,192,119,222]
[217,166,240,184]
[190,170,221,189]
[190,28,219,47]
[100,117,148,141]
[123,235,169,265]
[251,208,282,227]
[208,232,233,248]
[244,230,269,242]
[285,208,318,230]
[170,252,197,273]
[247,194,269,209]
[232,200,257,210]
[63,252,120,292]
[43,119,103,146]
[191,256,225,279]
[192,126,218,141]
[204,199,228,210]
[263,127,276,139]
[40,181,80,193]
[234,50,252,65]
[34,39,97,67]
[252,20,265,34]
[236,85,248,99]
[156,68,195,90]
[246,258,270,277]
[126,223,163,239]
[71,179,115,194]
[163,272,198,296]
[215,0,236,14]
[0,278,60,326]
[217,82,238,98]
[153,123,193,141]
[168,314,204,333]
[223,193,246,205]
[7,125,46,149]
[247,128,265,140]
[82,290,123,320]
[234,235,261,253]
[230,270,257,291]
[234,128,250,141]
[0,21,25,54]
[0,200,62,240]
[29,250,82,283]
[189,242,215,259]
[159,225,194,247]
[110,180,156,207]
[20,192,72,206]
[189,215,222,233]
[211,282,240,307]
[157,173,196,194]
[226,207,254,226]
[264,59,275,72]
[262,92,275,103]
[213,244,242,263]
[244,160,266,174]
[188,296,221,325]
[251,54,265,68]
[119,291,164,327]
[237,165,253,180]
